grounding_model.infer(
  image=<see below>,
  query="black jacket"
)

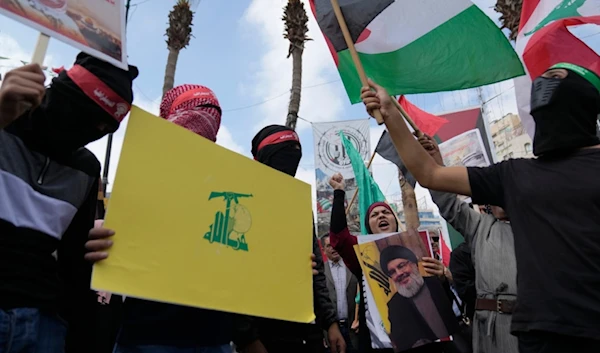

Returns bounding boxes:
[233,225,337,349]
[0,53,135,353]
[449,242,476,320]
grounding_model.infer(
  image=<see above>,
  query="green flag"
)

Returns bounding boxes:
[340,131,386,234]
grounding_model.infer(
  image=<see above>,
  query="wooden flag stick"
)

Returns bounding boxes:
[345,149,377,214]
[392,96,423,137]
[19,33,50,113]
[330,0,384,125]
[31,33,50,65]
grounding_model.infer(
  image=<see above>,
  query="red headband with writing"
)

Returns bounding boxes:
[169,87,220,115]
[254,130,300,159]
[66,65,130,122]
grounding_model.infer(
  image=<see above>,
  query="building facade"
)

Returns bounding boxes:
[490,113,534,160]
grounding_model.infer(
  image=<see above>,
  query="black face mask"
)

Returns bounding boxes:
[530,69,600,157]
[267,147,302,177]
[11,80,117,154]
[252,125,302,176]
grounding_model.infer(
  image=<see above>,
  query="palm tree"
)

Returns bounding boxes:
[283,0,311,130]
[162,0,196,96]
[494,0,523,41]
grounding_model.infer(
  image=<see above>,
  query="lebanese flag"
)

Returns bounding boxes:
[398,96,449,137]
[515,1,600,139]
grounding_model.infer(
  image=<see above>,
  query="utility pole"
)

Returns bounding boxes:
[478,86,499,163]
[102,0,131,196]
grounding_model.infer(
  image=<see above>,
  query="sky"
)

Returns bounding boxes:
[0,0,562,213]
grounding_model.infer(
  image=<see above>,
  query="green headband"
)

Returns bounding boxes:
[550,62,600,93]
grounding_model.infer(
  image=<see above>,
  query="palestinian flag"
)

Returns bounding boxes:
[376,106,492,249]
[309,0,524,103]
[515,0,600,139]
[434,107,495,250]
[376,97,449,188]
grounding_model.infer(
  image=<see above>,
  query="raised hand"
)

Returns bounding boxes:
[417,133,444,166]
[328,173,346,191]
[360,79,396,122]
[0,64,46,128]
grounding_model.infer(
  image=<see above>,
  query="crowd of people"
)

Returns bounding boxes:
[0,49,598,353]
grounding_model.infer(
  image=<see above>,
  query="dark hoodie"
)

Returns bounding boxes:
[0,52,137,352]
[234,125,337,351]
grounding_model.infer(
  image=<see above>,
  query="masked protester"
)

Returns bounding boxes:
[86,84,236,353]
[361,62,600,353]
[328,174,455,353]
[0,53,137,353]
[233,125,345,353]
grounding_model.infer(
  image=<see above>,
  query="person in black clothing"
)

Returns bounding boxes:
[0,53,137,352]
[448,242,475,322]
[234,125,345,353]
[361,62,600,353]
[86,84,234,353]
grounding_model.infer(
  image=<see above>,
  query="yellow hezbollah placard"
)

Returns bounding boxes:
[92,106,315,323]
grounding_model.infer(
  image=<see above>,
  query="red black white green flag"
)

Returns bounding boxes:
[309,0,524,103]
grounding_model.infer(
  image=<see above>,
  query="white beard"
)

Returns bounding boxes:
[395,267,424,298]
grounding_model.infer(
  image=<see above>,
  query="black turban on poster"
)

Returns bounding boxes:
[380,245,418,276]
[251,125,302,177]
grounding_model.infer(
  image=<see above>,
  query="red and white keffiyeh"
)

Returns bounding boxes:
[160,84,222,142]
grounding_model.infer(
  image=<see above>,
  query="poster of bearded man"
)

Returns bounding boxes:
[355,230,458,352]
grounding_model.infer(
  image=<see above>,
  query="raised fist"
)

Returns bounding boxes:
[417,133,444,166]
[329,173,345,191]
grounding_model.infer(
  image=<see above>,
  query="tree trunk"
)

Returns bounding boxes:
[286,45,303,130]
[162,46,180,97]
[399,168,420,230]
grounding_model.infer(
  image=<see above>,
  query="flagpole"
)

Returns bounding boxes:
[330,0,384,125]
[102,0,131,196]
[345,150,377,214]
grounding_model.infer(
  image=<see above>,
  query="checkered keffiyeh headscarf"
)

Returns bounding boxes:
[159,84,222,141]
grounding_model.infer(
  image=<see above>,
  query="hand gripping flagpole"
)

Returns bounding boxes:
[18,33,51,113]
[31,33,50,65]
[330,0,384,125]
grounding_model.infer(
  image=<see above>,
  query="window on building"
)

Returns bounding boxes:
[525,143,532,153]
